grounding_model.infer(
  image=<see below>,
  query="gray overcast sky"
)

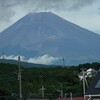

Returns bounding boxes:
[0,0,100,34]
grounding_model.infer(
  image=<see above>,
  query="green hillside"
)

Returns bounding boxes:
[0,62,100,100]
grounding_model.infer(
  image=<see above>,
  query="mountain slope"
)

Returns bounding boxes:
[0,12,100,65]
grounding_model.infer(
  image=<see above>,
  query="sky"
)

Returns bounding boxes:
[0,0,100,34]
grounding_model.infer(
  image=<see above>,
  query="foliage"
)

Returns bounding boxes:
[0,62,100,99]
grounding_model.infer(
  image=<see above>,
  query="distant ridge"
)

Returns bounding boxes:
[0,59,59,68]
[0,12,100,65]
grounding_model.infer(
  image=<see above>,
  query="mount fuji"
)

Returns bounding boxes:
[0,12,100,65]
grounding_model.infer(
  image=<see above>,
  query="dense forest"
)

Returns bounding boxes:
[0,62,100,100]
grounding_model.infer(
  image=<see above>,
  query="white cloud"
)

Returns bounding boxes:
[2,55,25,61]
[1,54,60,65]
[27,54,60,65]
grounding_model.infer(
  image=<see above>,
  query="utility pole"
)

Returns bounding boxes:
[41,85,46,99]
[64,93,67,98]
[40,75,46,99]
[18,56,22,100]
[57,90,63,98]
[39,85,46,99]
[70,92,72,100]
[82,69,86,100]
[60,90,63,98]
[2,51,5,60]
[62,57,65,67]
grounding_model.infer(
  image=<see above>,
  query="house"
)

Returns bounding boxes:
[85,71,100,100]
[78,68,97,80]
[86,68,97,78]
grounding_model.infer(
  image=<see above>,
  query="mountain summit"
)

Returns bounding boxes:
[0,12,100,65]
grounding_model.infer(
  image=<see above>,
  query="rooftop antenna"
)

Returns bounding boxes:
[18,56,22,100]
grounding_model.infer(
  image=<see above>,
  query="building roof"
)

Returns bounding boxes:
[85,71,100,96]
[27,98,49,100]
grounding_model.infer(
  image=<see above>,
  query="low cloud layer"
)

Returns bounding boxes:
[1,54,61,65]
[1,55,25,61]
[27,54,60,65]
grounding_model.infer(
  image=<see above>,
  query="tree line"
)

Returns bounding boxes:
[0,62,100,99]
